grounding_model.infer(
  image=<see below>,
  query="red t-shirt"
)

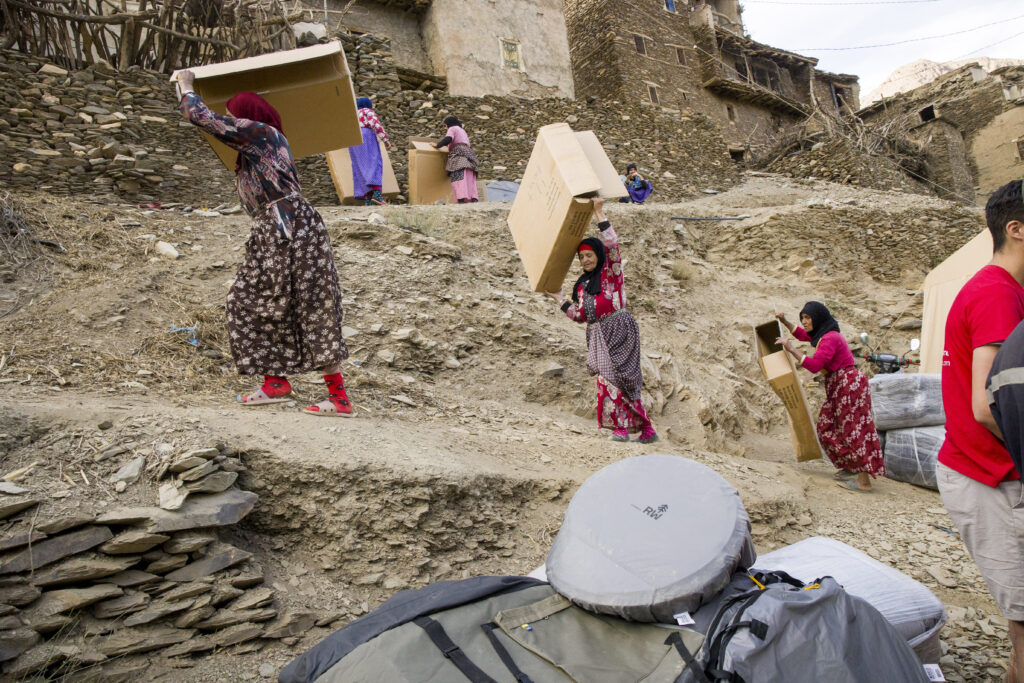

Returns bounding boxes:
[938,264,1024,486]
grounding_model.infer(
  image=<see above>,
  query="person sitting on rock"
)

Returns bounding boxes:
[544,197,658,444]
[174,70,354,417]
[435,116,479,203]
[619,164,653,204]
[776,303,884,491]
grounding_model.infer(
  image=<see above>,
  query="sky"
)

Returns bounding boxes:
[740,0,1024,95]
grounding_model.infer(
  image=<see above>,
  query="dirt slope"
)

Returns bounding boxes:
[0,174,1005,681]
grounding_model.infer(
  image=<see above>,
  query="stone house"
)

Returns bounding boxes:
[858,64,1024,204]
[562,0,859,156]
[304,0,574,99]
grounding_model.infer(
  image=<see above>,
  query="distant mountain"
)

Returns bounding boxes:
[863,57,1024,104]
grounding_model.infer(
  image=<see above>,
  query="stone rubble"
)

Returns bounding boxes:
[0,441,324,678]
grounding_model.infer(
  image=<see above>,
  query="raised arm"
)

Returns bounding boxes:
[592,198,621,267]
[175,72,269,154]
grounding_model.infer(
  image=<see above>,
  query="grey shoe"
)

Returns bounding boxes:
[638,432,659,444]
[610,432,629,442]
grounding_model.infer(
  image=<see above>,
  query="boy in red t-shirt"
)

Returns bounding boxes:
[938,179,1024,682]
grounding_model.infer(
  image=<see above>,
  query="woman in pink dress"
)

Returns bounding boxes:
[545,198,658,443]
[435,116,479,203]
[776,302,884,491]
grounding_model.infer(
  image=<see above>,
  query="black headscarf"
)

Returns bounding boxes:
[626,163,637,172]
[571,237,607,304]
[799,301,841,347]
[444,116,461,127]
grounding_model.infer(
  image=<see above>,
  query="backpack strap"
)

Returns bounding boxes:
[664,632,708,683]
[413,616,499,683]
[481,622,534,683]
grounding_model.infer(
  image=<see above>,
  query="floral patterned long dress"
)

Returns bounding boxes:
[562,221,653,433]
[179,92,347,376]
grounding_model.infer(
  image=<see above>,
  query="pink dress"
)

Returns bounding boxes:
[442,125,478,202]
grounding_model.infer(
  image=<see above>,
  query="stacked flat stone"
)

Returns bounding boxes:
[0,449,318,679]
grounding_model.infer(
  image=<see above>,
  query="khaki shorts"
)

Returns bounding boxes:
[938,462,1024,621]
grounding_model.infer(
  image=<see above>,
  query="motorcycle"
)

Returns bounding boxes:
[859,333,920,373]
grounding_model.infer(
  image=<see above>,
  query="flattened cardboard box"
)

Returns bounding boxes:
[507,123,627,293]
[407,137,487,205]
[171,42,362,171]
[754,321,822,462]
[326,139,400,205]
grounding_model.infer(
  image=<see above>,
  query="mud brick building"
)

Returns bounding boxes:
[563,0,858,156]
[305,0,575,99]
[859,64,1024,203]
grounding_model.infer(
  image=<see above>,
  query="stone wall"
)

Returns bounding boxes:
[562,0,850,153]
[422,0,575,99]
[908,119,974,203]
[0,45,740,207]
[319,0,433,74]
[859,64,1024,201]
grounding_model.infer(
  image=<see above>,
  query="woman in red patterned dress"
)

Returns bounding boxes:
[545,198,657,443]
[776,303,884,492]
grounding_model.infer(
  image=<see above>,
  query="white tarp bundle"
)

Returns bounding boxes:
[884,425,944,490]
[870,373,944,431]
[753,536,946,663]
[545,454,756,623]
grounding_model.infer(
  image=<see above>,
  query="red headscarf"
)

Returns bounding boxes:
[225,92,284,171]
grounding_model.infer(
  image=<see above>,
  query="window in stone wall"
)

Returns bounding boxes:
[726,104,736,122]
[633,34,648,55]
[1016,138,1024,162]
[675,47,687,65]
[919,105,936,122]
[753,67,769,88]
[500,39,524,71]
[648,84,661,105]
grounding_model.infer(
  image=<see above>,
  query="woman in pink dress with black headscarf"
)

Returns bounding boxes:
[174,70,354,417]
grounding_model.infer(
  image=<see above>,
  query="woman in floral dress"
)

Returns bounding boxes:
[545,198,657,443]
[175,70,353,417]
[776,302,884,491]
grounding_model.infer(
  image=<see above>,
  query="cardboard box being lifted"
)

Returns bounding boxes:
[170,42,362,171]
[507,123,627,293]
[407,137,487,205]
[754,321,823,462]
[325,139,400,205]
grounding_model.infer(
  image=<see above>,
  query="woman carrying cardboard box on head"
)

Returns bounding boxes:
[175,70,355,417]
[544,198,658,443]
[435,116,479,203]
[775,303,884,491]
[352,96,390,206]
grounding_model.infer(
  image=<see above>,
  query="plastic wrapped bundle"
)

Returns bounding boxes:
[884,425,944,490]
[869,373,944,430]
[545,454,756,623]
[752,536,947,663]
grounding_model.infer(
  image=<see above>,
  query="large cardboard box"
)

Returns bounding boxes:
[170,42,362,171]
[921,229,992,373]
[407,137,488,205]
[325,139,400,205]
[507,123,628,293]
[754,321,823,462]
